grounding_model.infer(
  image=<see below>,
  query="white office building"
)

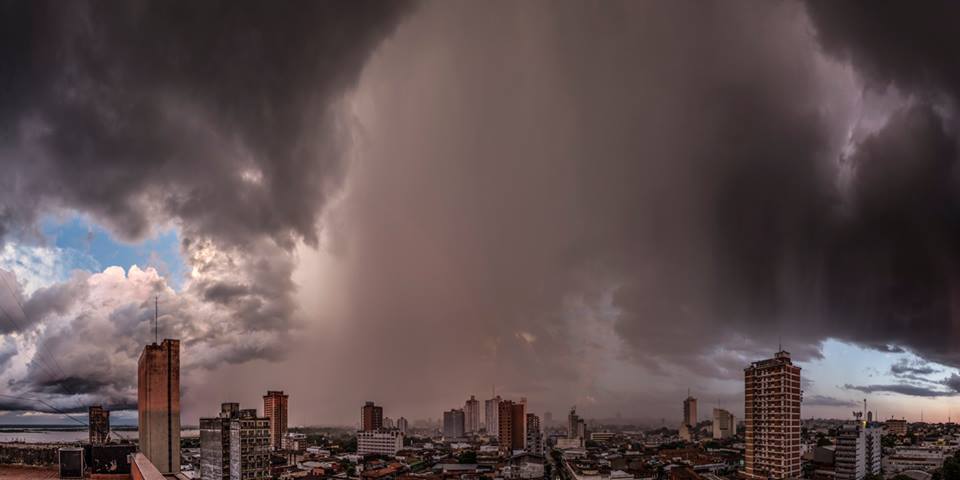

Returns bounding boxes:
[357,430,404,456]
[713,409,736,439]
[835,424,865,480]
[835,423,882,480]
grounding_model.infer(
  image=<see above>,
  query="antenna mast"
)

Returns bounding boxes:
[154,295,158,345]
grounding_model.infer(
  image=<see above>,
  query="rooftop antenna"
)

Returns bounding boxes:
[154,295,158,345]
[778,335,782,352]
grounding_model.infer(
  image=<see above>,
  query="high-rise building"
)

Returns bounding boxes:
[865,426,882,476]
[544,411,553,426]
[138,338,180,475]
[567,407,585,440]
[89,406,109,445]
[397,417,408,434]
[357,430,404,456]
[498,400,526,452]
[464,396,481,434]
[485,396,501,436]
[683,395,698,428]
[443,409,465,439]
[836,423,866,480]
[263,390,288,451]
[384,417,395,429]
[526,413,543,455]
[362,401,383,431]
[712,408,735,439]
[744,350,801,480]
[200,403,271,480]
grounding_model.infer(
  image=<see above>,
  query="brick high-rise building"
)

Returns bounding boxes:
[362,401,383,431]
[498,400,526,452]
[200,403,271,480]
[263,390,289,451]
[89,406,109,445]
[138,339,180,474]
[744,350,802,480]
[464,395,480,434]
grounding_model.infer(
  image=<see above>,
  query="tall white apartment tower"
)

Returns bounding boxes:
[465,396,481,434]
[484,396,501,436]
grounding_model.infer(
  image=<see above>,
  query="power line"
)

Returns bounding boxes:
[0,272,71,381]
[0,393,88,428]
[0,273,98,423]
[0,300,63,385]
[0,272,135,442]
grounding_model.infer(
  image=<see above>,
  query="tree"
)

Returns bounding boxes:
[942,450,960,480]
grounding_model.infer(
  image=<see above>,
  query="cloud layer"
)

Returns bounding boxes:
[0,0,411,414]
[3,0,960,422]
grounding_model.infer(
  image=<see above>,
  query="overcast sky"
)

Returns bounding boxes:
[3,0,960,427]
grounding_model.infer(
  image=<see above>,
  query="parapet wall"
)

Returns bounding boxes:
[0,443,59,466]
[131,452,166,480]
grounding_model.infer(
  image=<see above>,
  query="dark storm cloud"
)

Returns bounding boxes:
[845,383,956,398]
[817,105,960,366]
[943,374,960,393]
[312,0,960,421]
[314,0,853,420]
[798,0,960,372]
[891,358,939,377]
[804,1,960,100]
[0,0,412,413]
[0,0,412,247]
[805,395,858,407]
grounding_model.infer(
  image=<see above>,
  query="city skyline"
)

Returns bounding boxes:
[3,0,960,428]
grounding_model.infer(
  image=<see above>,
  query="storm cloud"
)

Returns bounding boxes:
[4,0,960,423]
[0,0,411,413]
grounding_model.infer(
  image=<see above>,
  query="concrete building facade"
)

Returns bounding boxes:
[89,406,110,445]
[712,408,735,439]
[485,396,501,436]
[357,430,404,456]
[835,423,866,480]
[525,413,542,455]
[865,426,882,477]
[886,419,907,436]
[263,390,288,451]
[465,396,481,434]
[443,409,465,439]
[200,403,271,480]
[397,417,408,434]
[744,350,802,480]
[683,396,698,429]
[138,338,180,475]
